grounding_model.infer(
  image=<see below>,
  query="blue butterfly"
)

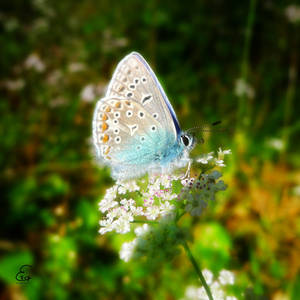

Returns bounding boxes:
[92,52,194,180]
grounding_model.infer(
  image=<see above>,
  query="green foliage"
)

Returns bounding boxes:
[193,223,232,273]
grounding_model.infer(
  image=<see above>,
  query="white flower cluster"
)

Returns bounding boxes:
[197,148,231,167]
[99,149,231,267]
[179,170,227,217]
[99,150,231,235]
[99,174,178,235]
[182,269,237,300]
[120,221,186,263]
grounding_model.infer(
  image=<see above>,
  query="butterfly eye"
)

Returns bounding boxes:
[181,135,190,147]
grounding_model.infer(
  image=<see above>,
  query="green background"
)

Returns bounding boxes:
[1,0,299,299]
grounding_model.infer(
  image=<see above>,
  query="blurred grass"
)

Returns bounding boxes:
[0,0,299,299]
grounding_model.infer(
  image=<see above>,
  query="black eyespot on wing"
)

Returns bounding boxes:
[181,135,189,146]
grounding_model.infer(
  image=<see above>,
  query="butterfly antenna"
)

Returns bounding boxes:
[186,120,223,134]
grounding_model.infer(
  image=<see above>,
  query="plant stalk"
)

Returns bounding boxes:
[182,240,214,300]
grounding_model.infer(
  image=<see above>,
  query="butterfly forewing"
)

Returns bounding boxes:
[106,52,178,141]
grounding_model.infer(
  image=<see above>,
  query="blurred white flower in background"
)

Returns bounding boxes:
[80,84,96,102]
[68,62,86,73]
[24,53,46,72]
[292,185,300,196]
[234,78,255,99]
[47,70,63,86]
[1,79,25,91]
[266,138,285,151]
[80,82,107,102]
[285,5,300,23]
[181,269,237,300]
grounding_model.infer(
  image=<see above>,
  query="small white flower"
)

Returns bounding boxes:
[197,286,209,300]
[185,286,200,299]
[197,152,214,164]
[160,201,175,217]
[114,212,133,234]
[120,240,137,262]
[130,205,144,216]
[215,159,225,167]
[98,198,118,213]
[218,270,235,285]
[285,5,300,23]
[234,78,255,99]
[211,281,225,299]
[24,53,46,72]
[99,186,118,212]
[99,219,115,235]
[266,138,285,151]
[80,84,96,102]
[202,269,213,285]
[160,174,173,188]
[134,224,149,236]
[145,205,160,220]
[124,180,140,192]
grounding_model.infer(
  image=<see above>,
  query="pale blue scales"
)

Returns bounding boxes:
[92,52,195,180]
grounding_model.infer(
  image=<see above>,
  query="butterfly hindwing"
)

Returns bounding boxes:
[93,97,174,174]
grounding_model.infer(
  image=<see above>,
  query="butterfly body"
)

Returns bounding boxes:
[93,52,194,180]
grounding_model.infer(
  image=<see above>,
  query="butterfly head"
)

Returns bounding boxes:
[180,132,195,150]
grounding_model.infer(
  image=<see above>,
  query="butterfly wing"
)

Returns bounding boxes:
[92,97,176,179]
[106,52,181,138]
[93,52,184,179]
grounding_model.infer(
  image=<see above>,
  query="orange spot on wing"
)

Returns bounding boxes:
[105,107,111,112]
[115,102,121,108]
[103,134,109,143]
[102,114,108,121]
[102,123,108,132]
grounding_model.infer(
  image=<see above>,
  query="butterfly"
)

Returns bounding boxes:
[92,52,195,180]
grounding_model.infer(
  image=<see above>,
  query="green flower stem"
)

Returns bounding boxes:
[132,220,158,224]
[182,240,214,300]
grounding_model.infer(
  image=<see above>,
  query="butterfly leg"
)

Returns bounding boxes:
[180,159,191,180]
